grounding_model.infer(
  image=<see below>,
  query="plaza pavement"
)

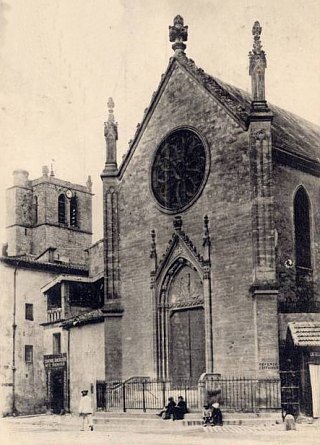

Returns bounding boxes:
[0,414,319,445]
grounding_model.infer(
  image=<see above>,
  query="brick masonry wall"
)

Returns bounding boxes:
[115,65,257,378]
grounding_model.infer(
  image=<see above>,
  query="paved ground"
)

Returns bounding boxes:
[1,415,319,445]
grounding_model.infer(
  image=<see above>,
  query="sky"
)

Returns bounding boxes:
[1,0,320,244]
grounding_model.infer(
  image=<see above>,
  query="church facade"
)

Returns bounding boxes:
[97,16,320,415]
[2,17,320,417]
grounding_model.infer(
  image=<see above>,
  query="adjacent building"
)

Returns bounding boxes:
[0,168,93,415]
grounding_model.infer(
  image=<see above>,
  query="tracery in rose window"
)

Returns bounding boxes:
[152,129,206,211]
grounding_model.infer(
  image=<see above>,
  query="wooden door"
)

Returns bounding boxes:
[169,307,205,385]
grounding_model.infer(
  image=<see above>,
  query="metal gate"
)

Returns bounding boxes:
[96,377,198,411]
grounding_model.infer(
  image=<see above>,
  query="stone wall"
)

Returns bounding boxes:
[5,175,92,260]
[273,163,320,303]
[0,264,55,415]
[88,239,104,277]
[69,322,105,413]
[32,225,90,264]
[116,64,256,378]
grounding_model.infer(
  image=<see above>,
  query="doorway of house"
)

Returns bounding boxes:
[50,369,64,414]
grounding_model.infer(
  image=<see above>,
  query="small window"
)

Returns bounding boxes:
[70,196,77,227]
[53,333,61,355]
[25,303,33,321]
[58,194,66,224]
[25,345,33,363]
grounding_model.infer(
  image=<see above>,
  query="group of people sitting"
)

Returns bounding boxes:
[156,395,223,426]
[202,401,223,427]
[156,396,188,420]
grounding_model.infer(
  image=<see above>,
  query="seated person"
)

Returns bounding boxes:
[202,404,212,427]
[156,396,177,420]
[175,395,187,420]
[211,402,223,426]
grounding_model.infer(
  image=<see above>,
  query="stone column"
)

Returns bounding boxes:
[203,215,213,373]
[100,98,123,381]
[248,22,280,400]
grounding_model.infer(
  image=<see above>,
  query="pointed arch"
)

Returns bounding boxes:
[157,257,205,382]
[294,186,311,269]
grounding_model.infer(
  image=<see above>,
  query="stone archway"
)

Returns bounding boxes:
[157,259,205,383]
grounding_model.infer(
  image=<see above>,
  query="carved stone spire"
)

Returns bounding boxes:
[86,175,92,193]
[249,21,268,112]
[169,15,188,56]
[150,229,158,271]
[102,97,118,175]
[173,215,183,232]
[203,215,211,247]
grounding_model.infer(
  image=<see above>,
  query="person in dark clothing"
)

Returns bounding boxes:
[175,395,187,420]
[211,402,223,426]
[156,397,177,420]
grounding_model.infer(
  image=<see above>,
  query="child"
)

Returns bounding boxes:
[212,402,223,426]
[202,404,212,427]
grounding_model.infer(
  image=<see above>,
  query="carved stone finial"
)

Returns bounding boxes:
[173,216,183,231]
[102,97,118,175]
[150,229,158,270]
[203,215,211,247]
[169,15,188,56]
[150,229,156,256]
[107,97,115,123]
[86,175,92,192]
[252,21,263,53]
[50,162,55,177]
[42,165,49,178]
[249,21,268,110]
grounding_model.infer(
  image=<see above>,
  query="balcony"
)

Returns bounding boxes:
[47,308,63,322]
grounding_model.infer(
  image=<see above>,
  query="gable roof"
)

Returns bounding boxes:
[288,321,320,347]
[118,54,320,178]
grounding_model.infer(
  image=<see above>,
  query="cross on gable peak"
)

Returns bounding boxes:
[169,15,188,56]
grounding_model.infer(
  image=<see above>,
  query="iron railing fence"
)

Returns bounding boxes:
[97,376,282,412]
[97,378,198,412]
[203,375,281,412]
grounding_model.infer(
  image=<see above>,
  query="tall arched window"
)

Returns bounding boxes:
[70,196,77,227]
[58,194,66,224]
[33,196,38,225]
[294,187,311,269]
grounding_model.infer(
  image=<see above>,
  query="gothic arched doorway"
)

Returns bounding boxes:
[158,259,205,384]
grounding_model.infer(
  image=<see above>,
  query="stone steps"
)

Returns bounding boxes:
[93,410,282,427]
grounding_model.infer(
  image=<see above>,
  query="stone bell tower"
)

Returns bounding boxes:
[248,22,279,379]
[100,98,123,380]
